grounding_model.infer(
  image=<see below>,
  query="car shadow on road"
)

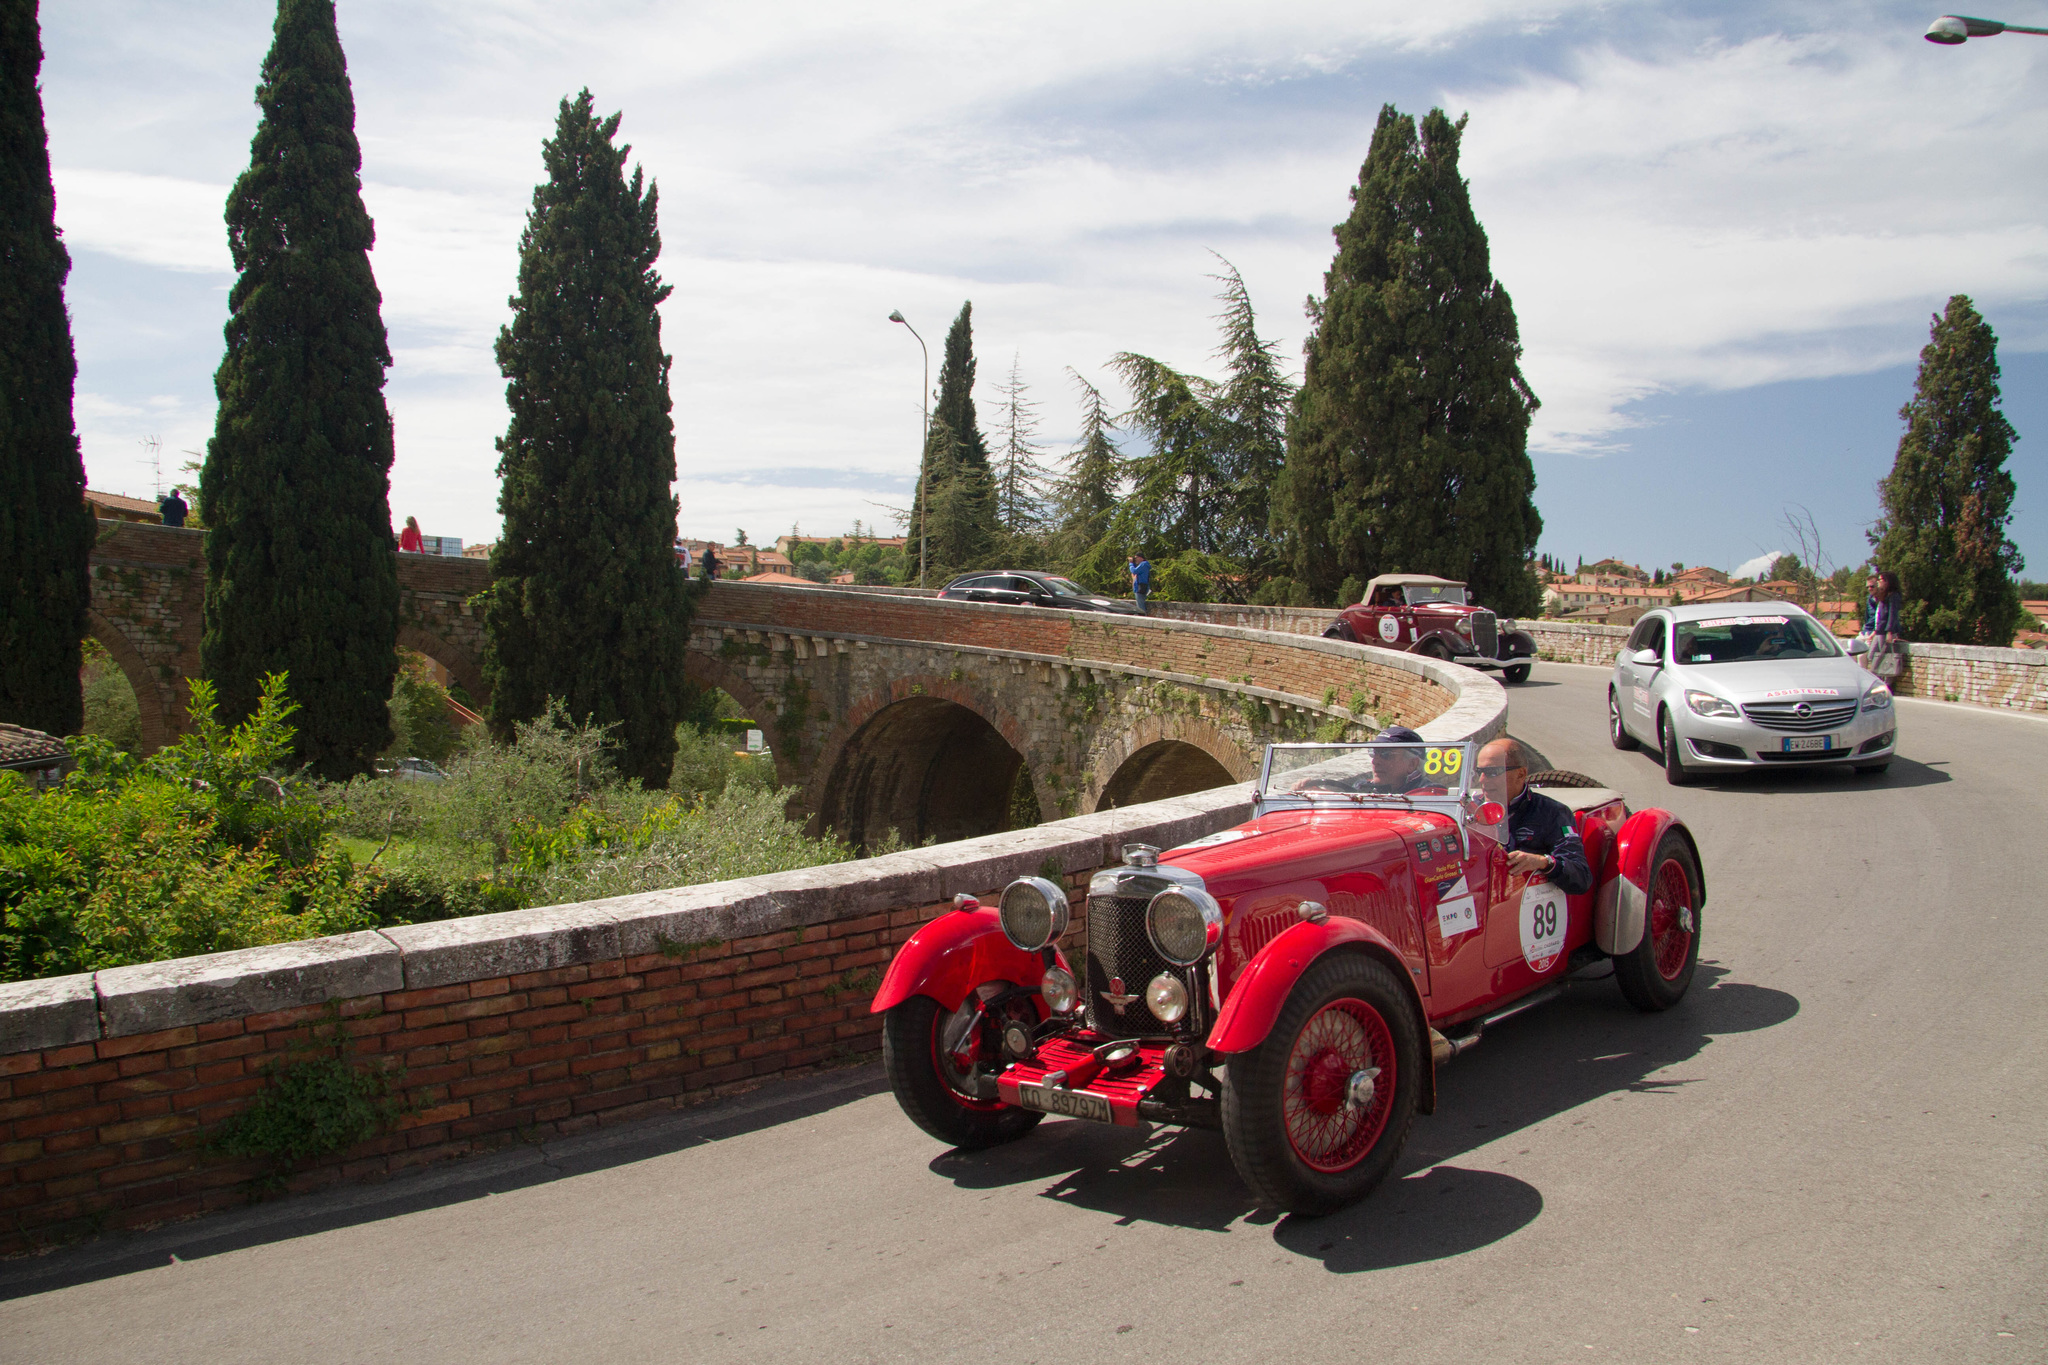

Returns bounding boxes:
[0,1064,894,1301]
[931,964,1799,1274]
[1631,749,1953,792]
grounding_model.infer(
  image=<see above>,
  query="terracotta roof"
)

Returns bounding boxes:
[85,488,162,519]
[741,571,821,587]
[0,724,67,771]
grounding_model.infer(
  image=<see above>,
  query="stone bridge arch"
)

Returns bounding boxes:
[1089,712,1253,812]
[807,675,1042,851]
[395,624,488,708]
[679,649,802,790]
[85,607,180,754]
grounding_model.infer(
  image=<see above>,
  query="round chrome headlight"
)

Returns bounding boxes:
[1145,973,1188,1023]
[1145,887,1223,966]
[1040,966,1078,1014]
[998,876,1069,952]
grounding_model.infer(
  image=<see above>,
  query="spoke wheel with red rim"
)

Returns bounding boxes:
[1613,831,1702,1012]
[882,989,1043,1149]
[1222,954,1421,1216]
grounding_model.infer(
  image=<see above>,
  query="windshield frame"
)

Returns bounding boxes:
[1255,741,1505,846]
[1402,584,1468,606]
[1041,576,1090,598]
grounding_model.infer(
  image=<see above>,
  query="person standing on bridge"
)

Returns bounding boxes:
[1475,737,1591,895]
[700,545,719,582]
[398,516,425,554]
[1128,552,1151,614]
[157,488,188,528]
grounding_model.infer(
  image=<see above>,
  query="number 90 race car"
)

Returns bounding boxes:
[871,740,1705,1215]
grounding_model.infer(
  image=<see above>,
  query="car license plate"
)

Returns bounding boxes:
[1014,1082,1113,1123]
[1782,735,1833,753]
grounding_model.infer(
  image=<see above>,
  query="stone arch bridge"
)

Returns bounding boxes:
[85,520,1497,842]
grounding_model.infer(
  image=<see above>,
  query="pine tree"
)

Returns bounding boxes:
[991,354,1053,535]
[1277,105,1542,614]
[1206,257,1294,587]
[1052,369,1120,569]
[0,0,93,738]
[1871,295,2024,645]
[485,91,690,787]
[199,0,398,779]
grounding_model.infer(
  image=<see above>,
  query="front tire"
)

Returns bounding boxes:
[1610,688,1638,750]
[1612,833,1702,1011]
[882,994,1043,1149]
[1503,662,1532,684]
[1222,954,1420,1216]
[1322,619,1358,643]
[1659,710,1693,786]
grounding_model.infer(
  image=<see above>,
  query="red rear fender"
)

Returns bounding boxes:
[869,905,1053,1014]
[1596,808,1703,955]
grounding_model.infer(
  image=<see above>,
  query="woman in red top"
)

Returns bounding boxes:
[398,516,425,553]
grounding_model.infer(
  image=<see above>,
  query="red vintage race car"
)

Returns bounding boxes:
[1323,573,1539,683]
[871,740,1704,1214]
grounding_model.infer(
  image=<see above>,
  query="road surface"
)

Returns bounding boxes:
[4,663,2043,1363]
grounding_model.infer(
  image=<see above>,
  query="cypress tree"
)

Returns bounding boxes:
[200,0,398,779]
[485,91,688,788]
[1278,105,1542,614]
[911,302,997,568]
[0,0,93,737]
[1871,295,2024,645]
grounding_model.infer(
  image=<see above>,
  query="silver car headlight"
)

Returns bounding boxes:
[997,876,1069,952]
[1862,685,1892,711]
[1040,965,1078,1014]
[1145,887,1223,966]
[1145,973,1188,1023]
[1685,689,1738,719]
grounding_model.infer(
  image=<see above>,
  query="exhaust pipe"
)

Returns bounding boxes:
[1430,983,1568,1066]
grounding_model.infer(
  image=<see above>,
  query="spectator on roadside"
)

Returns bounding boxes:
[1872,570,1903,644]
[398,516,425,553]
[700,545,719,582]
[158,488,188,528]
[1128,552,1151,614]
[676,540,692,571]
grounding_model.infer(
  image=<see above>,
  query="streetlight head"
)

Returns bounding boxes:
[1926,14,1970,41]
[889,310,906,323]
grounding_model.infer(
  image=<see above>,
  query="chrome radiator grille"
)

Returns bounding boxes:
[1084,894,1179,1038]
[1741,699,1858,732]
[1470,610,1498,658]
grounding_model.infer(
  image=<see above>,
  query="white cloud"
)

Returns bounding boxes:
[38,1,2048,544]
[1732,551,1784,581]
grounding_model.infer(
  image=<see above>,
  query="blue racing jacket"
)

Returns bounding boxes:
[1505,786,1593,895]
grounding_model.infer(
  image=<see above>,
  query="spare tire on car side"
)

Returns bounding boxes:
[1526,769,1606,789]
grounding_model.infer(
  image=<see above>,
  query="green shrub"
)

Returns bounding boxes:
[78,638,142,754]
[385,650,461,765]
[209,1019,404,1169]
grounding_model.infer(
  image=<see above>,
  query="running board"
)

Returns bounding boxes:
[1430,983,1567,1066]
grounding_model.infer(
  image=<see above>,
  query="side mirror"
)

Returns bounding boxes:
[1847,638,1869,656]
[1630,648,1661,667]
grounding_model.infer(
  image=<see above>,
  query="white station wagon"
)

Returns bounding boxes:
[1608,601,1897,784]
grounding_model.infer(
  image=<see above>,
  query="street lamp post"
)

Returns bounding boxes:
[888,309,931,587]
[1926,12,2048,41]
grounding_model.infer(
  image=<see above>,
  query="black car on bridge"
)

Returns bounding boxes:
[936,570,1142,614]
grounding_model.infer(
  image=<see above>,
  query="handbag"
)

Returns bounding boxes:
[1871,641,1902,679]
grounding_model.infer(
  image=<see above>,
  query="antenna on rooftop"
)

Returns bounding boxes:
[139,435,163,499]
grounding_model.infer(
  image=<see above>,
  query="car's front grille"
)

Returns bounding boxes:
[1741,700,1859,732]
[1084,894,1182,1038]
[1470,610,1498,659]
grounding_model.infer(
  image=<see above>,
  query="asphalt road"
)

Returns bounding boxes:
[5,664,2044,1364]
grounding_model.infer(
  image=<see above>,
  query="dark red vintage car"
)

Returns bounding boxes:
[1323,574,1539,683]
[872,741,1703,1214]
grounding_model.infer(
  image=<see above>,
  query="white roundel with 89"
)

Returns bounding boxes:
[1519,880,1566,972]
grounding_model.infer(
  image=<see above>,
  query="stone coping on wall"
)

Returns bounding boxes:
[0,620,1502,1053]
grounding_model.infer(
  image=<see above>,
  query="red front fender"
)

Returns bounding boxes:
[1207,918,1427,1055]
[869,904,1053,1015]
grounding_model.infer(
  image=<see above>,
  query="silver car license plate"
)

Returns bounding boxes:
[1014,1082,1113,1123]
[1782,735,1833,753]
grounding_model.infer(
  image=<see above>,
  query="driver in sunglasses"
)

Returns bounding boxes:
[1475,738,1591,894]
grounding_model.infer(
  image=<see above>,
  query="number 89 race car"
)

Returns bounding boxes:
[871,740,1704,1215]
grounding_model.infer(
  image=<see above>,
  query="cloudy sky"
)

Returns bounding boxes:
[40,0,2048,578]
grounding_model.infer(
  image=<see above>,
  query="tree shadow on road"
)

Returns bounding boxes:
[930,964,1800,1273]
